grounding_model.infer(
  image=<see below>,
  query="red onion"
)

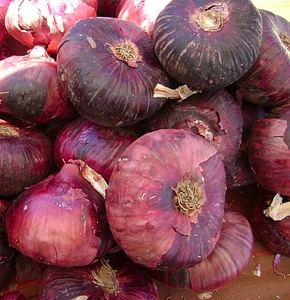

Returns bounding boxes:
[0,0,10,46]
[39,252,159,299]
[148,205,254,292]
[117,0,171,37]
[235,9,290,109]
[250,187,290,257]
[247,117,290,196]
[106,129,226,270]
[152,0,263,95]
[0,292,26,300]
[0,45,76,124]
[5,159,115,267]
[53,116,138,182]
[0,34,31,59]
[57,17,172,127]
[0,119,53,197]
[4,0,98,54]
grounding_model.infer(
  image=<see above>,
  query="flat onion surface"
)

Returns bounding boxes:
[106,128,227,270]
[57,17,172,127]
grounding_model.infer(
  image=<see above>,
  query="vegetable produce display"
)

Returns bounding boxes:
[0,0,289,298]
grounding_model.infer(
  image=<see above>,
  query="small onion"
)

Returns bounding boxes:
[0,119,53,197]
[39,252,159,299]
[0,45,76,124]
[4,0,98,54]
[148,205,254,292]
[5,159,115,267]
[106,129,226,270]
[53,116,138,182]
[57,17,172,127]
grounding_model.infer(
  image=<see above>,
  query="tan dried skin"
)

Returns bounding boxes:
[0,125,20,137]
[91,259,119,296]
[280,33,290,51]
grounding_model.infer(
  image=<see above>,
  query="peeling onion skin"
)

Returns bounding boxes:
[5,160,116,267]
[57,17,172,128]
[39,252,159,300]
[0,46,76,124]
[53,116,138,182]
[152,0,263,91]
[0,120,53,197]
[106,129,226,270]
[247,118,290,196]
[148,205,254,292]
[235,9,290,108]
[250,187,290,257]
[4,0,98,54]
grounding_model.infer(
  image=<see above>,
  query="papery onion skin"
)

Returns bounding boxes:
[106,129,226,270]
[57,17,172,128]
[148,205,254,292]
[0,119,53,197]
[0,0,10,46]
[4,0,98,54]
[152,0,263,91]
[250,187,290,257]
[0,46,76,124]
[39,252,159,300]
[5,160,115,267]
[247,118,290,196]
[235,9,290,108]
[53,116,138,182]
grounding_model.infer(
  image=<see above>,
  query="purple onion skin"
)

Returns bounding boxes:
[5,160,116,267]
[39,252,159,300]
[247,118,290,196]
[0,292,26,300]
[148,205,254,292]
[53,116,138,182]
[106,129,226,270]
[250,187,290,257]
[235,9,290,108]
[57,17,172,128]
[0,121,53,197]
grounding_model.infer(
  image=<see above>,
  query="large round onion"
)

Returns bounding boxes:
[4,0,98,54]
[235,9,290,108]
[57,17,172,127]
[0,119,53,197]
[53,116,138,182]
[0,45,76,124]
[152,0,263,93]
[39,252,159,299]
[5,159,116,267]
[106,129,226,270]
[247,117,290,196]
[148,205,254,292]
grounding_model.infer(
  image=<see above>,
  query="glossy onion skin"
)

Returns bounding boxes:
[53,116,138,182]
[247,118,290,196]
[235,9,290,108]
[0,121,53,197]
[106,129,226,270]
[39,253,159,300]
[57,17,172,128]
[5,161,116,267]
[152,0,263,91]
[148,206,254,292]
[250,187,290,257]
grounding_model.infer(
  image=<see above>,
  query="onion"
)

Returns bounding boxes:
[117,0,171,37]
[0,45,76,124]
[57,17,172,127]
[0,118,53,197]
[152,0,263,96]
[0,0,10,46]
[148,205,254,292]
[250,187,290,257]
[235,9,290,109]
[4,0,98,54]
[247,117,290,196]
[5,159,115,267]
[106,128,226,270]
[39,252,159,299]
[53,116,138,182]
[0,34,31,59]
[0,292,26,300]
